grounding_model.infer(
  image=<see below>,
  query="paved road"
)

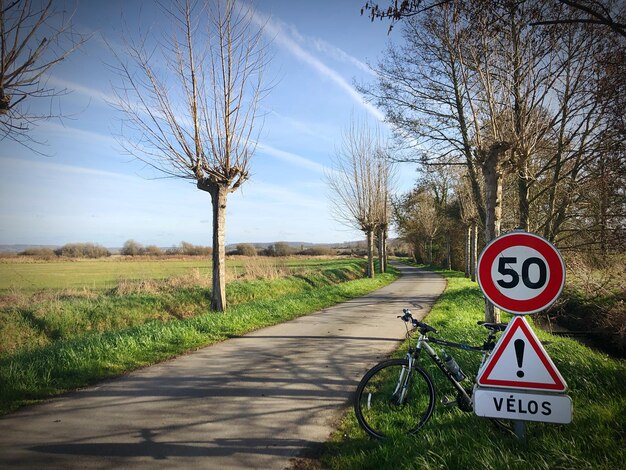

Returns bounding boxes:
[0,263,445,469]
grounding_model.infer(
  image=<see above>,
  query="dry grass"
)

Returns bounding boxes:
[237,257,290,280]
[0,287,99,309]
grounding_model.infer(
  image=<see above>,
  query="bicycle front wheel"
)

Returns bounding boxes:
[354,358,435,439]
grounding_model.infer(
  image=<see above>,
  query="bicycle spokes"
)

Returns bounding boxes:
[355,359,435,438]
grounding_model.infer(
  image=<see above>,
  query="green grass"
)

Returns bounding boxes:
[0,256,347,292]
[0,259,399,415]
[0,257,212,291]
[321,266,626,470]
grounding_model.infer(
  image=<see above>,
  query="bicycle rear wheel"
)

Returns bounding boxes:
[354,358,435,439]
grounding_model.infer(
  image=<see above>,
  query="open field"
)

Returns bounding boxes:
[320,266,626,470]
[0,258,210,291]
[0,256,342,292]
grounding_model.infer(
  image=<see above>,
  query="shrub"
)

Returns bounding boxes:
[235,244,257,256]
[121,240,144,256]
[180,241,212,256]
[264,242,294,257]
[299,247,336,256]
[165,246,181,256]
[143,245,163,256]
[54,243,110,258]
[18,248,57,259]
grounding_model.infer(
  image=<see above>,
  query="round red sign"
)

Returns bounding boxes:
[477,231,565,315]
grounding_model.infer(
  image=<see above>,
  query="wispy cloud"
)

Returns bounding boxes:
[1,156,140,182]
[39,121,118,147]
[46,75,115,106]
[249,7,384,121]
[263,108,333,143]
[256,142,330,174]
[309,37,374,76]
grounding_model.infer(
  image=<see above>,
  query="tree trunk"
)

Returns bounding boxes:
[428,238,433,265]
[518,168,530,231]
[377,225,387,274]
[481,142,509,243]
[446,237,451,270]
[480,143,510,323]
[465,225,471,278]
[201,182,229,312]
[484,165,502,323]
[470,221,477,282]
[366,228,375,278]
[484,165,503,242]
[377,226,384,274]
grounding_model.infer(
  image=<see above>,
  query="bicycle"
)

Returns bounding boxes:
[354,308,509,439]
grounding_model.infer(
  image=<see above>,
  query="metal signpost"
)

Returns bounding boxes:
[475,230,571,441]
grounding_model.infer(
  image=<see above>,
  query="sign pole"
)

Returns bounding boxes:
[513,420,527,444]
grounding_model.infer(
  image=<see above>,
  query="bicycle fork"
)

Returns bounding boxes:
[391,355,414,405]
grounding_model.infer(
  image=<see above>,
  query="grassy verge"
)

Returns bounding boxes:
[0,260,399,415]
[321,266,626,470]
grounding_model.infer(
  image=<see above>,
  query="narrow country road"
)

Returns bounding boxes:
[0,263,446,469]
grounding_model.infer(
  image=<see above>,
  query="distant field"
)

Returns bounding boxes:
[0,256,339,292]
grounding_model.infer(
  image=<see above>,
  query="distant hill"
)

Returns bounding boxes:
[0,244,59,253]
[224,241,367,251]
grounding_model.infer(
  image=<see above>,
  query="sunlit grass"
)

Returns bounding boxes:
[321,264,626,470]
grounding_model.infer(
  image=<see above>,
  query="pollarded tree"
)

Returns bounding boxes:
[111,0,269,311]
[327,117,390,278]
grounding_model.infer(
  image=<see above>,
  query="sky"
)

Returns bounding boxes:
[0,0,414,248]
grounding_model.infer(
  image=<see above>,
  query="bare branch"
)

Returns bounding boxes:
[0,0,88,147]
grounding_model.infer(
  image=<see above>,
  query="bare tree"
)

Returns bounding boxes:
[111,0,269,312]
[374,146,395,273]
[532,0,626,37]
[364,0,626,37]
[0,0,85,145]
[393,185,442,265]
[327,117,389,278]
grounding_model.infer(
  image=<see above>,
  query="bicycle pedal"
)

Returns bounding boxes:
[441,396,457,407]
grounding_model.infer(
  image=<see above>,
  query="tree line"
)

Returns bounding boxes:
[328,1,625,322]
[18,241,212,259]
[16,241,340,259]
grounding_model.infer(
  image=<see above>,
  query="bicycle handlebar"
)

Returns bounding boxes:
[399,309,508,335]
[398,309,439,334]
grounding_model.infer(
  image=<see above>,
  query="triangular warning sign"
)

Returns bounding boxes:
[477,316,567,392]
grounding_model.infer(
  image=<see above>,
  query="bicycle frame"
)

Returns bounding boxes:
[411,333,495,410]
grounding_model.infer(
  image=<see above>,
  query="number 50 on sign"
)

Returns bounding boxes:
[477,232,565,315]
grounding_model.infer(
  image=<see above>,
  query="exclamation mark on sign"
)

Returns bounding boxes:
[514,339,525,378]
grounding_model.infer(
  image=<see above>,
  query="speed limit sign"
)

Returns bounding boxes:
[477,231,565,315]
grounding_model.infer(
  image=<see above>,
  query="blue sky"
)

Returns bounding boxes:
[0,0,413,247]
